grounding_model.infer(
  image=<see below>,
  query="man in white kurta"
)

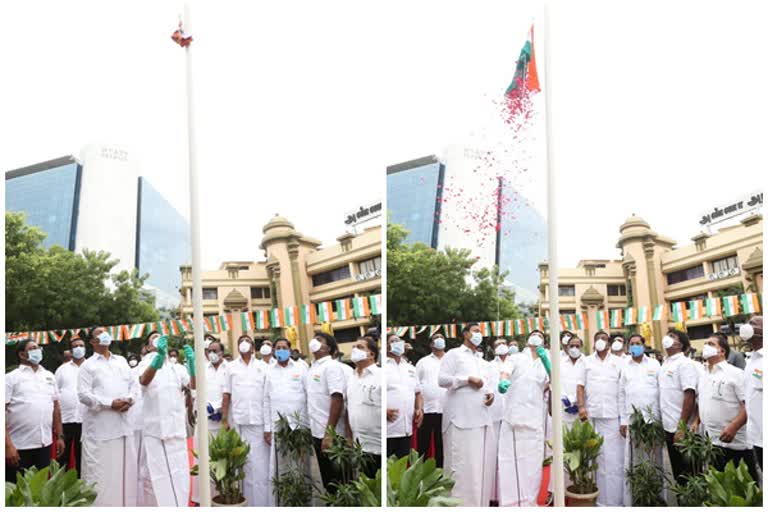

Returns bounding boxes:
[497,333,549,506]
[386,335,423,459]
[618,333,663,505]
[54,337,86,476]
[136,334,193,507]
[741,316,762,476]
[222,336,271,506]
[438,323,495,507]
[346,337,383,479]
[415,334,447,467]
[576,330,624,506]
[483,342,506,504]
[78,327,139,507]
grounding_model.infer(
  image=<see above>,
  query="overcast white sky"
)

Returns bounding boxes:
[1,0,766,269]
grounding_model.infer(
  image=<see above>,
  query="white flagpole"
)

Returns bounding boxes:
[183,3,211,507]
[542,4,565,507]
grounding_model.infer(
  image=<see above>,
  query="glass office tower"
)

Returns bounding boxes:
[386,156,444,248]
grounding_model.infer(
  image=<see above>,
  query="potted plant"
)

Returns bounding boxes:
[5,460,97,507]
[192,428,250,506]
[562,419,603,506]
[703,459,762,507]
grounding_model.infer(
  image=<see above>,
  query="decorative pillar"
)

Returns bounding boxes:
[580,286,605,354]
[287,241,309,355]
[644,240,663,350]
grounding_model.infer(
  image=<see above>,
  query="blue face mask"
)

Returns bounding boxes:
[630,345,644,358]
[275,348,291,362]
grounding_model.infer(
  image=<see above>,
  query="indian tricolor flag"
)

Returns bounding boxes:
[443,324,457,338]
[335,299,353,321]
[242,311,255,331]
[722,296,740,317]
[284,306,298,327]
[595,310,609,331]
[478,322,490,337]
[369,295,382,316]
[564,315,576,331]
[318,302,334,322]
[406,326,416,339]
[741,293,761,314]
[513,318,525,335]
[505,25,541,116]
[609,309,623,328]
[688,300,705,321]
[624,307,637,326]
[203,316,215,332]
[575,312,587,330]
[395,326,408,337]
[652,304,667,321]
[300,304,317,325]
[130,323,146,339]
[429,325,441,337]
[352,297,370,318]
[270,308,285,328]
[671,302,687,323]
[637,306,649,323]
[254,310,269,329]
[705,297,721,317]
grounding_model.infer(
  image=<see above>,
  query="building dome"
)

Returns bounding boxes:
[262,215,295,234]
[619,214,650,232]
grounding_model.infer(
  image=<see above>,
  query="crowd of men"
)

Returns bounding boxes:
[5,328,382,507]
[386,315,763,507]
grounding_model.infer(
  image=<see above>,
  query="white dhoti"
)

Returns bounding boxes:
[139,436,190,507]
[623,432,664,505]
[81,435,138,507]
[443,424,492,507]
[191,426,220,504]
[485,420,501,503]
[592,417,624,506]
[236,424,271,507]
[498,423,544,507]
[133,430,145,506]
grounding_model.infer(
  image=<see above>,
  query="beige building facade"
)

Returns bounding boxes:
[180,216,382,357]
[539,214,763,352]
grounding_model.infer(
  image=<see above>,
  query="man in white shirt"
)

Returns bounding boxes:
[612,335,629,362]
[346,337,382,478]
[695,332,758,481]
[54,336,87,476]
[304,332,348,490]
[264,337,309,505]
[497,332,550,506]
[221,335,271,506]
[415,333,446,466]
[386,334,423,458]
[137,333,195,506]
[259,339,276,366]
[5,339,65,481]
[576,330,624,506]
[618,333,663,504]
[78,327,139,506]
[438,323,495,507]
[658,329,698,485]
[741,316,762,475]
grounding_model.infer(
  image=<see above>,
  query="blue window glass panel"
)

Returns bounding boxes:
[137,178,190,307]
[387,162,441,247]
[5,163,79,250]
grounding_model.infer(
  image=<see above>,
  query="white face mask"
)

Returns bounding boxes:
[239,341,252,354]
[98,332,113,346]
[129,359,138,367]
[568,347,582,359]
[260,345,272,357]
[528,334,543,347]
[611,340,624,352]
[662,336,675,350]
[350,347,368,363]
[150,336,160,348]
[309,339,323,353]
[470,332,483,346]
[594,339,607,352]
[27,348,43,365]
[433,338,446,350]
[702,344,719,360]
[561,334,572,346]
[208,352,220,364]
[740,323,755,341]
[72,346,86,360]
[495,344,509,356]
[169,356,178,364]
[390,340,405,356]
[508,344,519,354]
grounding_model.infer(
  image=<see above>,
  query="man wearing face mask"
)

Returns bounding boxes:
[618,333,662,504]
[260,339,276,366]
[304,332,348,490]
[386,334,423,458]
[576,330,624,506]
[415,333,447,467]
[345,337,382,478]
[129,332,161,497]
[263,337,309,504]
[693,332,758,481]
[221,335,271,506]
[611,336,629,363]
[5,339,64,482]
[54,337,87,477]
[438,323,495,507]
[742,316,762,474]
[136,332,195,506]
[495,331,549,506]
[78,327,138,506]
[658,328,698,484]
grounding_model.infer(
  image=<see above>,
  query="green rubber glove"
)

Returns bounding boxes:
[183,345,195,377]
[498,379,511,394]
[156,336,168,357]
[150,351,165,370]
[536,346,551,376]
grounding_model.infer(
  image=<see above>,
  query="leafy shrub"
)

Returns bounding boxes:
[387,450,460,506]
[191,428,250,504]
[563,419,603,494]
[272,412,314,506]
[703,460,762,507]
[5,460,97,507]
[626,406,666,505]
